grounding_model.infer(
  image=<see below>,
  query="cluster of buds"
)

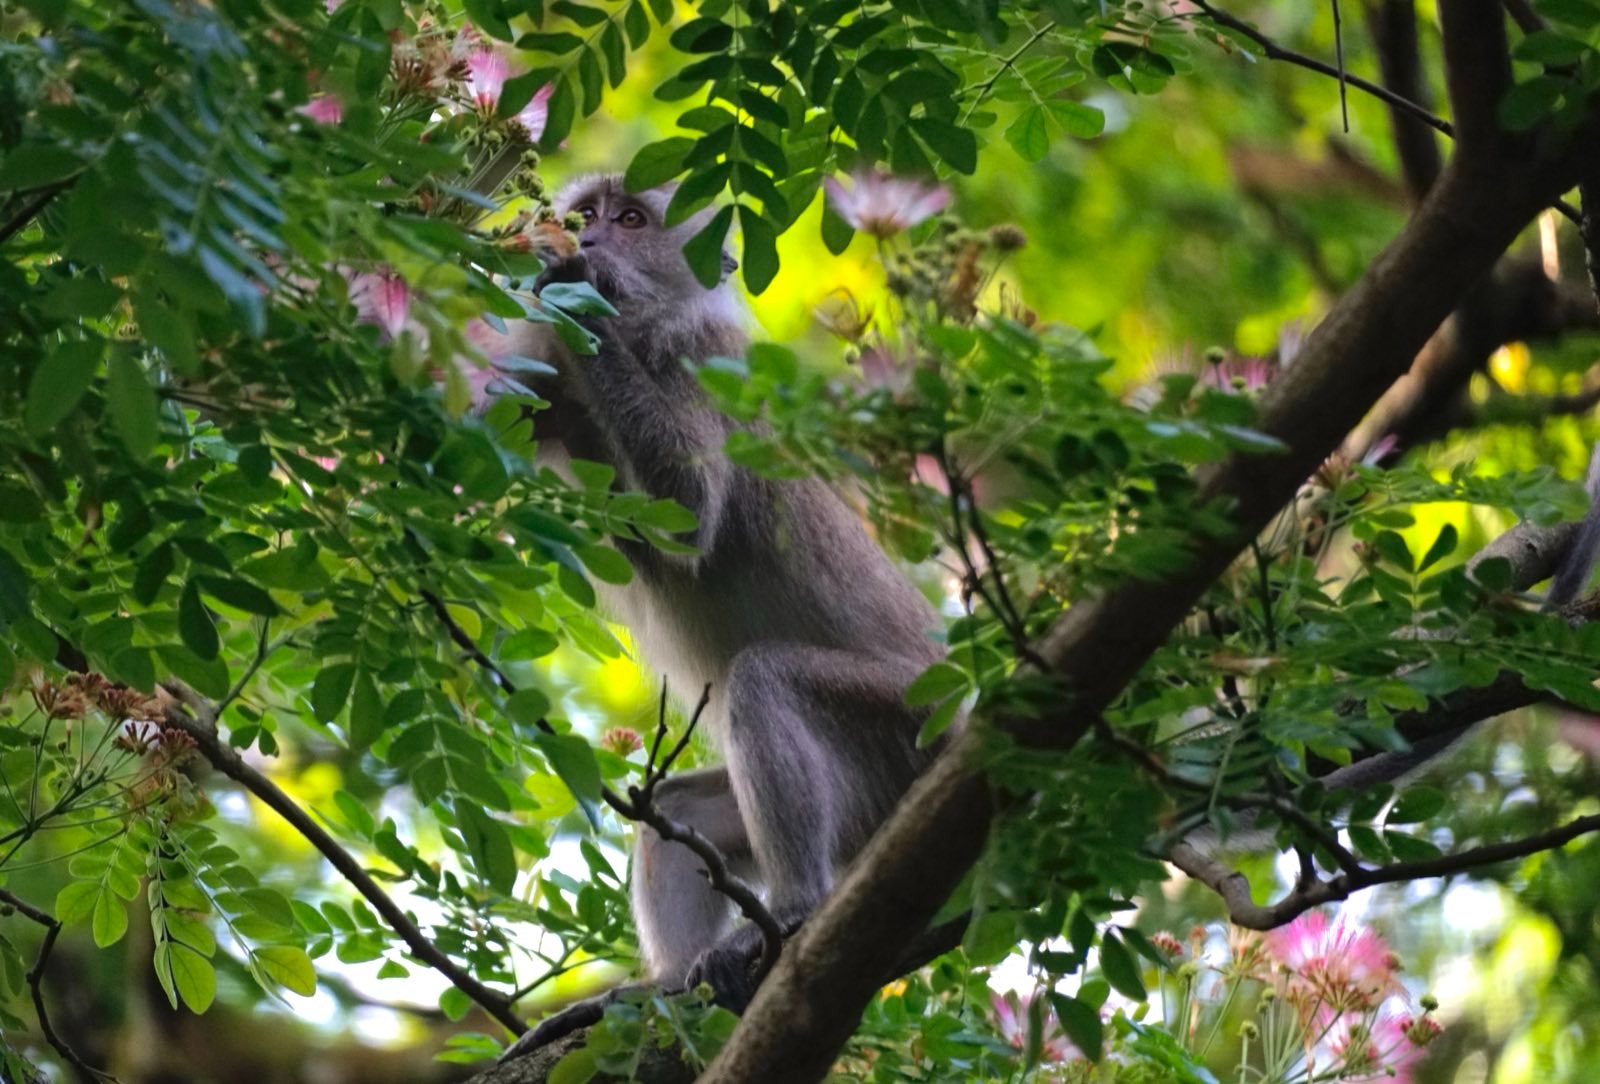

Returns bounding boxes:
[879,218,1029,324]
[600,727,643,756]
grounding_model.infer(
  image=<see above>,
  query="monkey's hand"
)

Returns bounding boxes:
[532,253,596,292]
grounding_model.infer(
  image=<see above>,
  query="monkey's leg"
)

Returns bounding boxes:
[686,644,933,1004]
[632,766,754,985]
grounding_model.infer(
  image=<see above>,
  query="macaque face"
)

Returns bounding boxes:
[555,176,731,304]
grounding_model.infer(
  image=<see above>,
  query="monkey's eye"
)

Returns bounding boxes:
[575,205,597,224]
[617,208,647,229]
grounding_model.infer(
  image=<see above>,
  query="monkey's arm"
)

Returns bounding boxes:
[538,257,735,555]
[562,334,733,558]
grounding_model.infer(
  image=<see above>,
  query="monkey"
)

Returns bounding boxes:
[492,176,950,1054]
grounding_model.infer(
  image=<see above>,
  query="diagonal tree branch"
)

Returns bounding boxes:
[1437,1,1515,152]
[697,72,1600,1084]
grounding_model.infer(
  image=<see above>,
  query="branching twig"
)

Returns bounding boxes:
[1188,0,1451,136]
[0,887,115,1081]
[1190,0,1585,227]
[618,684,784,980]
[1169,812,1600,928]
[416,591,785,988]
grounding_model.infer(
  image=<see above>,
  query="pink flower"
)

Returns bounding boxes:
[990,991,1082,1064]
[346,270,413,341]
[1266,911,1400,1013]
[298,94,343,125]
[514,83,554,141]
[466,46,511,111]
[1327,1007,1435,1083]
[440,317,518,411]
[1201,353,1276,394]
[823,170,950,238]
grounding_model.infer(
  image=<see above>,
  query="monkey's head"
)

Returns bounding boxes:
[553,174,739,307]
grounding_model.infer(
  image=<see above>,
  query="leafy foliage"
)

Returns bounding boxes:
[3,0,1600,1080]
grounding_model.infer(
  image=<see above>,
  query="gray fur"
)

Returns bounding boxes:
[505,176,947,990]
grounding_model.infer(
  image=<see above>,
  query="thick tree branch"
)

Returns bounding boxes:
[1438,1,1514,152]
[1342,259,1600,457]
[699,99,1600,1082]
[1365,0,1443,200]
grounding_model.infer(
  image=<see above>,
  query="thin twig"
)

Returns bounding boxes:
[615,685,784,980]
[0,180,75,247]
[1330,0,1349,132]
[416,595,785,982]
[155,690,526,1035]
[0,887,116,1081]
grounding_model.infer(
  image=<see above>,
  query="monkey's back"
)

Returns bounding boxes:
[602,470,945,734]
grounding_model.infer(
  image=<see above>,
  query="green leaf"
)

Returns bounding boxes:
[1005,106,1050,161]
[912,118,977,174]
[161,942,217,1013]
[820,203,854,254]
[463,0,514,39]
[457,802,518,894]
[92,892,128,948]
[904,662,971,707]
[178,581,220,661]
[254,945,317,997]
[505,687,552,726]
[0,144,83,190]
[55,881,101,926]
[1387,785,1446,824]
[1047,99,1106,138]
[1098,931,1147,1001]
[312,663,357,721]
[1049,993,1104,1062]
[576,543,634,585]
[25,337,104,436]
[535,731,602,803]
[625,137,694,190]
[548,1046,598,1084]
[197,575,280,616]
[1499,76,1565,130]
[106,352,159,459]
[682,204,735,288]
[348,674,384,750]
[1512,30,1591,64]
[738,206,779,294]
[1417,523,1458,573]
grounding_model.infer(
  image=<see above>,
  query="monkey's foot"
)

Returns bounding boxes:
[498,985,640,1063]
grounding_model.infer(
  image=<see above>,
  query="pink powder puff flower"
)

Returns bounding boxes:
[1201,353,1276,394]
[1327,1007,1434,1083]
[298,93,344,125]
[443,317,519,410]
[823,170,951,238]
[346,270,413,342]
[990,991,1081,1064]
[514,83,554,141]
[1266,910,1401,1013]
[466,45,512,112]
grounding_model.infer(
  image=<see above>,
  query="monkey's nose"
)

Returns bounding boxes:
[579,239,596,249]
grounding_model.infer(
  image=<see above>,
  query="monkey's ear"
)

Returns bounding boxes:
[720,251,739,279]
